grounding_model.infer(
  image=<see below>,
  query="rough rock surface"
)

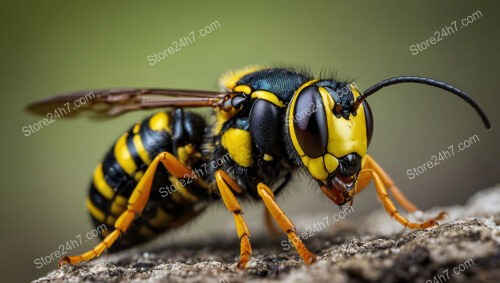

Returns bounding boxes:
[34,186,500,283]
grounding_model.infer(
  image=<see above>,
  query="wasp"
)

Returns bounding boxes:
[28,66,491,268]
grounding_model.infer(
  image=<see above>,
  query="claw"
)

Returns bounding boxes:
[58,257,70,268]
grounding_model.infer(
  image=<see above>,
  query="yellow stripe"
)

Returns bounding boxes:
[219,65,263,90]
[133,134,151,164]
[177,144,195,164]
[132,123,141,134]
[168,176,198,203]
[93,163,114,200]
[115,195,127,206]
[86,198,105,222]
[110,200,126,216]
[114,133,137,175]
[263,154,274,161]
[134,170,144,182]
[92,164,129,218]
[251,90,285,108]
[149,112,171,133]
[212,107,239,135]
[148,208,174,229]
[234,84,252,94]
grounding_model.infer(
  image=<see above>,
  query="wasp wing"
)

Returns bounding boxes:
[26,88,228,118]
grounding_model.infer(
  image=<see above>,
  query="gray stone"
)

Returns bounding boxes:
[34,186,500,283]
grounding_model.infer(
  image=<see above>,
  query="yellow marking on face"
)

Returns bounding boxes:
[132,123,141,134]
[318,87,334,108]
[110,200,126,216]
[221,128,253,167]
[325,85,367,158]
[133,134,150,164]
[86,198,105,222]
[114,133,137,175]
[300,154,339,181]
[139,226,155,239]
[251,90,285,108]
[219,65,263,91]
[149,112,171,133]
[234,84,252,94]
[287,80,319,157]
[263,154,273,161]
[324,153,339,173]
[303,156,329,180]
[93,163,114,200]
[149,208,174,229]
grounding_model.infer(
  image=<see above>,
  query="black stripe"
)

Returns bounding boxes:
[89,184,110,212]
[102,150,136,197]
[125,132,144,169]
[86,111,214,253]
[139,115,173,158]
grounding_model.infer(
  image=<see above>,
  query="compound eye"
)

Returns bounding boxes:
[293,86,327,157]
[362,100,374,145]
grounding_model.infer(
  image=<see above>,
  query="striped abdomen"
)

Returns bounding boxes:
[86,109,211,251]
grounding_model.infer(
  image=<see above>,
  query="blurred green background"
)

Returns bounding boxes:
[1,1,499,282]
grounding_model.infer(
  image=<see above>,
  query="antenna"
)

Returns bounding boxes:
[353,76,490,129]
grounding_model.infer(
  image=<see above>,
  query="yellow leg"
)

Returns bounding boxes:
[263,207,281,237]
[214,170,252,269]
[357,156,446,229]
[365,155,418,213]
[257,183,317,264]
[59,152,192,266]
[351,155,417,213]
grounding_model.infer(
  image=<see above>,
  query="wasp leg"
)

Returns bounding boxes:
[257,183,317,264]
[358,164,446,229]
[350,155,416,213]
[365,155,447,223]
[263,207,281,237]
[59,152,192,266]
[365,155,418,213]
[214,170,252,269]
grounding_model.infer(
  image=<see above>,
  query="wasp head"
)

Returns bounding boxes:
[286,80,373,205]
